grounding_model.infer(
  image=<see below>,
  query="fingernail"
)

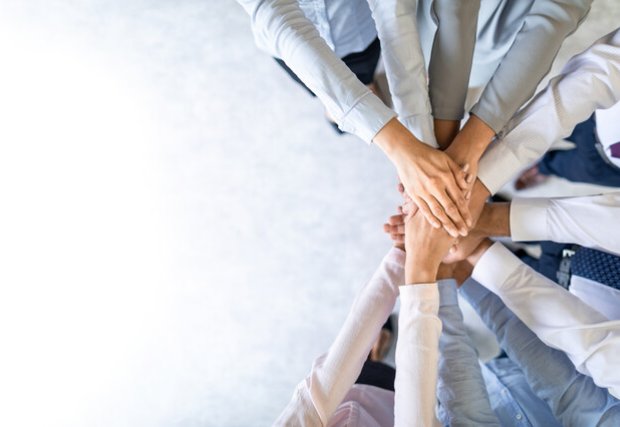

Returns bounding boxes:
[466,218,473,227]
[465,191,471,200]
[466,174,474,184]
[462,164,470,172]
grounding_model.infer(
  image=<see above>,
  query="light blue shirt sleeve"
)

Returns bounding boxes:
[460,279,620,426]
[436,280,500,426]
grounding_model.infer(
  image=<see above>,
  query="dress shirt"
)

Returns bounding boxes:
[238,0,395,143]
[274,248,404,426]
[461,279,620,426]
[595,100,620,168]
[275,249,442,426]
[509,193,620,319]
[471,242,620,399]
[288,0,377,58]
[395,283,442,427]
[510,193,620,256]
[477,27,620,195]
[480,360,561,427]
[364,0,436,145]
[418,0,590,131]
[426,0,480,121]
[435,280,500,427]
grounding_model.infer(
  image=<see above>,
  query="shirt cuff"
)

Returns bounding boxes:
[399,114,439,148]
[477,139,523,195]
[437,279,459,307]
[510,197,550,242]
[400,283,439,307]
[384,247,406,269]
[471,242,521,292]
[340,92,397,143]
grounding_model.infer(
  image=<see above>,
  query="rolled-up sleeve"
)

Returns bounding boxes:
[238,0,396,143]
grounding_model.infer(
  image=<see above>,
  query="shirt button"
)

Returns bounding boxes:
[516,414,523,420]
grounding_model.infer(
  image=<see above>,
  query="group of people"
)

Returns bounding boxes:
[238,0,620,425]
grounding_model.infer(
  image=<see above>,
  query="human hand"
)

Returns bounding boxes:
[404,210,457,284]
[444,115,496,201]
[374,119,472,238]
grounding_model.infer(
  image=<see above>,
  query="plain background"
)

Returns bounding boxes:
[0,1,619,426]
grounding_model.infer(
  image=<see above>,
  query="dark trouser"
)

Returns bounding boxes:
[273,37,381,97]
[520,241,572,285]
[538,114,620,187]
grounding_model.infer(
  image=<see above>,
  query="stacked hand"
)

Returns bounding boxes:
[374,119,473,238]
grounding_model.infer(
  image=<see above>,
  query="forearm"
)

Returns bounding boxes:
[477,27,620,194]
[436,280,499,426]
[471,241,620,398]
[297,249,405,422]
[471,0,592,134]
[395,283,441,427]
[239,0,396,142]
[460,280,620,426]
[366,0,437,146]
[510,194,620,255]
[428,0,480,121]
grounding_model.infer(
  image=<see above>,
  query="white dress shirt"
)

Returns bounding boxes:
[477,27,620,195]
[472,242,620,400]
[595,101,620,168]
[274,248,442,426]
[509,193,620,320]
[510,193,620,256]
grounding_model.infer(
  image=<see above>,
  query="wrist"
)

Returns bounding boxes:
[405,262,438,284]
[373,118,420,160]
[456,114,496,160]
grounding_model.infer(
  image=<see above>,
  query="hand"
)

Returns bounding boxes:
[383,209,406,251]
[404,210,457,284]
[374,119,472,238]
[444,114,496,201]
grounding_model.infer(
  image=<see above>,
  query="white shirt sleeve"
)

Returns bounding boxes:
[366,0,438,147]
[237,0,396,143]
[477,27,620,195]
[274,248,405,426]
[510,192,620,256]
[394,283,442,427]
[471,242,620,399]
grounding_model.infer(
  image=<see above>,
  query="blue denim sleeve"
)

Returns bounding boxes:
[460,279,620,426]
[436,280,500,426]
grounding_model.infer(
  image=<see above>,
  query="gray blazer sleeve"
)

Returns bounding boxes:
[470,0,592,134]
[428,0,480,121]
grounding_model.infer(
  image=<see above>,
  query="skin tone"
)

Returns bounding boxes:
[373,118,474,238]
[443,115,496,188]
[384,206,494,287]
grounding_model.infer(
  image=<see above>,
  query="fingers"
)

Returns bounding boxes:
[425,194,462,238]
[449,160,471,192]
[412,195,441,230]
[445,184,473,229]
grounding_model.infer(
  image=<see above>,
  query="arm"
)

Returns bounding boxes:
[452,192,620,257]
[275,248,404,426]
[366,0,436,146]
[477,27,620,195]
[461,279,620,426]
[428,0,480,148]
[436,279,500,427]
[509,193,620,255]
[240,0,473,236]
[238,0,395,143]
[470,0,592,135]
[469,240,620,399]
